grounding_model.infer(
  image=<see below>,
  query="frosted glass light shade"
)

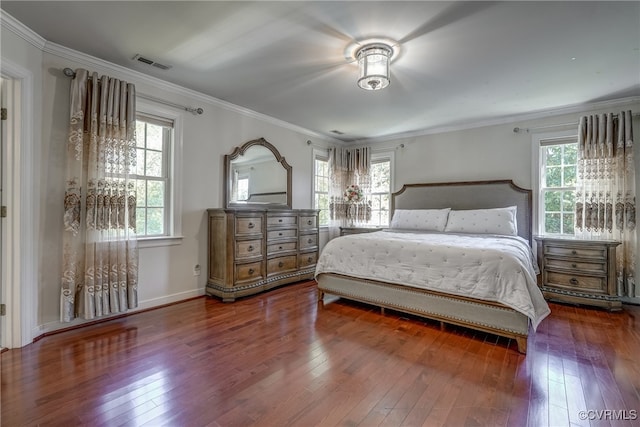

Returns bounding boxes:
[356,43,393,91]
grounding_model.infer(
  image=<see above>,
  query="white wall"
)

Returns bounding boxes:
[383,102,640,203]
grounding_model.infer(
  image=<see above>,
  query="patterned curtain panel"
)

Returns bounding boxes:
[575,110,636,297]
[328,147,372,235]
[61,69,139,322]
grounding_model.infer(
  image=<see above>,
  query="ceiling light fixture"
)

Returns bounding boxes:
[356,43,393,91]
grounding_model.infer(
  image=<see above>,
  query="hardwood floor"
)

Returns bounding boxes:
[2,280,639,427]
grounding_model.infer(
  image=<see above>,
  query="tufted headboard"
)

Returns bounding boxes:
[391,180,533,243]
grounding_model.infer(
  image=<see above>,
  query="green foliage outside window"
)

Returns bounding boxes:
[542,142,577,235]
[135,119,170,236]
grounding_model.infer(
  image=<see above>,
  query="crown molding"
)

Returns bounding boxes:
[0,11,46,49]
[42,41,341,144]
[356,96,640,145]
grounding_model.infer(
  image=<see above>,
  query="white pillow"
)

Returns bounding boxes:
[390,208,451,232]
[444,206,518,236]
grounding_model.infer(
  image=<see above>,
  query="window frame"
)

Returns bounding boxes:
[366,151,394,227]
[532,130,578,237]
[312,148,330,228]
[135,101,183,247]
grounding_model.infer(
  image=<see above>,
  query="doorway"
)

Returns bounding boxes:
[0,77,5,350]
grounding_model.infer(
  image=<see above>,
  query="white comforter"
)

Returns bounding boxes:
[315,230,550,330]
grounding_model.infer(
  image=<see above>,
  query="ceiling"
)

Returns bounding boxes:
[2,1,639,142]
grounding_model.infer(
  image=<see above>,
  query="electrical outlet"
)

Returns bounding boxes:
[193,264,201,276]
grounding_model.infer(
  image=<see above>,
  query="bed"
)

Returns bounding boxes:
[315,180,551,354]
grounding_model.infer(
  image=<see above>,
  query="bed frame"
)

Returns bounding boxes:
[316,180,534,353]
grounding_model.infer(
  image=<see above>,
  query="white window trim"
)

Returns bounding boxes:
[531,129,578,236]
[370,149,395,227]
[312,147,330,229]
[136,100,184,248]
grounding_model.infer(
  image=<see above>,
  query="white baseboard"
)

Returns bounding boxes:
[36,287,206,336]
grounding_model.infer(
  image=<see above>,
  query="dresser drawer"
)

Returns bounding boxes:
[267,215,297,227]
[300,234,318,250]
[235,261,264,284]
[299,216,317,230]
[236,217,263,235]
[545,245,605,259]
[298,251,317,268]
[235,239,262,259]
[546,271,607,293]
[545,258,605,274]
[267,241,297,255]
[267,228,297,240]
[267,255,297,275]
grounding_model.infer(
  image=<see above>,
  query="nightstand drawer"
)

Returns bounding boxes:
[546,271,606,293]
[545,258,606,274]
[526,236,621,310]
[544,245,606,259]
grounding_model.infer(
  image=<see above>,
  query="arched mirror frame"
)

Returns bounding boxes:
[224,137,293,209]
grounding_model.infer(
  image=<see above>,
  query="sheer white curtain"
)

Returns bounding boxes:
[61,68,139,322]
[575,110,636,297]
[328,146,372,238]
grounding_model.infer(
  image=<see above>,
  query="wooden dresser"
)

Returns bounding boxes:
[207,208,319,301]
[534,236,621,311]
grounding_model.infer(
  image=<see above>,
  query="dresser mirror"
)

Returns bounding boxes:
[224,138,292,209]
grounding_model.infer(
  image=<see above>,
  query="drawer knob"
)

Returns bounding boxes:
[248,245,254,252]
[279,246,283,250]
[570,277,579,285]
[571,250,577,255]
[278,261,284,268]
[279,232,283,236]
[248,268,254,275]
[308,238,313,244]
[248,222,255,229]
[308,257,313,262]
[307,220,312,225]
[572,263,577,268]
[278,219,283,222]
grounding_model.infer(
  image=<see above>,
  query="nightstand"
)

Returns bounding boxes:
[534,236,621,311]
[339,226,382,236]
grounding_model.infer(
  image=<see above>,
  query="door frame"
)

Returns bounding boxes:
[1,58,37,348]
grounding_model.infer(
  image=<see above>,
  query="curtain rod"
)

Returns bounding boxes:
[514,112,640,134]
[62,67,204,115]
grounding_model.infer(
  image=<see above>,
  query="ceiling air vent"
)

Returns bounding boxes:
[132,54,172,70]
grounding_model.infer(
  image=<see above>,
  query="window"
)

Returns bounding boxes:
[538,136,578,235]
[313,150,393,228]
[236,176,249,201]
[314,153,330,226]
[367,157,392,226]
[135,114,173,237]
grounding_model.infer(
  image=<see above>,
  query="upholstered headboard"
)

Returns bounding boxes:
[391,180,532,243]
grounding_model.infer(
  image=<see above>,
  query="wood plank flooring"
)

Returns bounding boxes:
[2,280,639,426]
